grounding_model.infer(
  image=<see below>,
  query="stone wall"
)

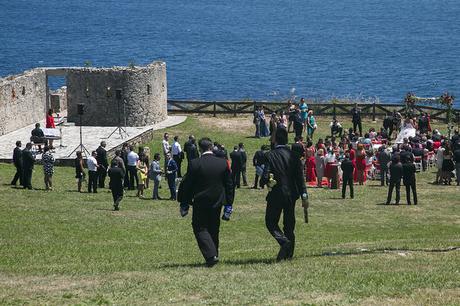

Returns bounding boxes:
[0,69,47,136]
[66,61,167,126]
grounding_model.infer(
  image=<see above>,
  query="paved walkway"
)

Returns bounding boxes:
[0,116,186,161]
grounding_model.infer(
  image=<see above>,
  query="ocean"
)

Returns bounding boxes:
[1,0,459,107]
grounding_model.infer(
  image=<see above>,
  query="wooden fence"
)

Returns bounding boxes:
[167,100,460,123]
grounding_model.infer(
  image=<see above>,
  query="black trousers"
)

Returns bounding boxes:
[88,171,98,193]
[11,165,23,185]
[342,176,354,198]
[265,198,296,255]
[97,167,107,188]
[173,155,182,178]
[380,167,389,186]
[22,168,33,189]
[404,181,417,205]
[353,120,362,136]
[127,165,138,190]
[294,127,303,138]
[111,188,123,206]
[192,206,222,260]
[386,180,401,204]
[232,168,241,188]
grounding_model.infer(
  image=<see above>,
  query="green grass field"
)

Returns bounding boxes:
[0,116,459,305]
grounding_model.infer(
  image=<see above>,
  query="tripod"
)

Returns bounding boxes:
[68,114,90,157]
[105,98,129,139]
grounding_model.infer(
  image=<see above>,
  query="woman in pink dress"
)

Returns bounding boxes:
[305,140,316,182]
[355,143,367,185]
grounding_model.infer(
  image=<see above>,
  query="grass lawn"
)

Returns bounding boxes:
[0,116,459,305]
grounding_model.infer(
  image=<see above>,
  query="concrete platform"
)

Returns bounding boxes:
[0,116,187,165]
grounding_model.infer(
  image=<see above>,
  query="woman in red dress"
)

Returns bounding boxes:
[45,108,55,149]
[305,140,317,182]
[355,143,367,185]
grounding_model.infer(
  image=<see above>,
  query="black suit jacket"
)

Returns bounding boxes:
[230,150,243,170]
[389,162,403,183]
[13,147,23,167]
[22,149,34,170]
[96,146,108,168]
[291,143,305,160]
[239,149,247,169]
[261,146,307,203]
[340,158,354,179]
[178,153,234,208]
[402,162,416,185]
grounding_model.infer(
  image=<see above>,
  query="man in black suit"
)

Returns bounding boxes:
[252,145,268,189]
[96,141,108,188]
[261,128,308,261]
[230,146,243,188]
[22,143,35,190]
[386,155,403,205]
[184,135,199,162]
[340,151,354,199]
[238,143,248,186]
[402,159,417,205]
[108,160,125,211]
[351,103,362,136]
[292,109,304,138]
[11,141,23,186]
[178,137,234,267]
[291,136,305,160]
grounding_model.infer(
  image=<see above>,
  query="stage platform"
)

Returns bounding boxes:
[0,116,187,165]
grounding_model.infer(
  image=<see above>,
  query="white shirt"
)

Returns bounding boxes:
[87,156,98,172]
[127,151,139,166]
[172,141,182,156]
[162,139,170,154]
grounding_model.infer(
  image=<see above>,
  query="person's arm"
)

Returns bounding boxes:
[223,163,235,206]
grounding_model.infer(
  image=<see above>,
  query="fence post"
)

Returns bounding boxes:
[372,102,376,121]
[233,103,237,117]
[213,101,216,117]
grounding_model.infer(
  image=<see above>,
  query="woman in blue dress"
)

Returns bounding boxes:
[307,110,317,140]
[260,107,270,137]
[299,98,308,133]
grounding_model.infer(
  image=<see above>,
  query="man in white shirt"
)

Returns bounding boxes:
[87,151,99,193]
[127,145,139,190]
[172,135,183,178]
[162,133,171,173]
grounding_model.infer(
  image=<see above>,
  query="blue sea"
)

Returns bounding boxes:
[1,0,459,107]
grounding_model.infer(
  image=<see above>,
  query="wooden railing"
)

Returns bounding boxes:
[167,100,460,123]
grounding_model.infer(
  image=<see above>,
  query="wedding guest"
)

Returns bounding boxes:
[136,156,148,198]
[87,151,99,193]
[75,151,85,193]
[355,144,366,185]
[386,155,403,205]
[341,151,354,199]
[402,158,417,205]
[42,146,55,191]
[315,149,326,187]
[351,103,362,136]
[149,153,162,200]
[45,109,56,149]
[22,143,35,190]
[172,136,183,178]
[10,141,23,186]
[306,110,316,140]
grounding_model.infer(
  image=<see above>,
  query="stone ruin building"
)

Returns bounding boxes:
[0,61,167,136]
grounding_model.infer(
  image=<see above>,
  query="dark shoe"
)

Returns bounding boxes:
[342,195,345,199]
[206,256,219,267]
[276,241,292,262]
[385,202,390,205]
[113,206,119,211]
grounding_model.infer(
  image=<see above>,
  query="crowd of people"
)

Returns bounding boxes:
[6,104,460,266]
[252,101,460,205]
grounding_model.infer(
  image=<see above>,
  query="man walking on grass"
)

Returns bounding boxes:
[261,128,308,261]
[178,137,234,267]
